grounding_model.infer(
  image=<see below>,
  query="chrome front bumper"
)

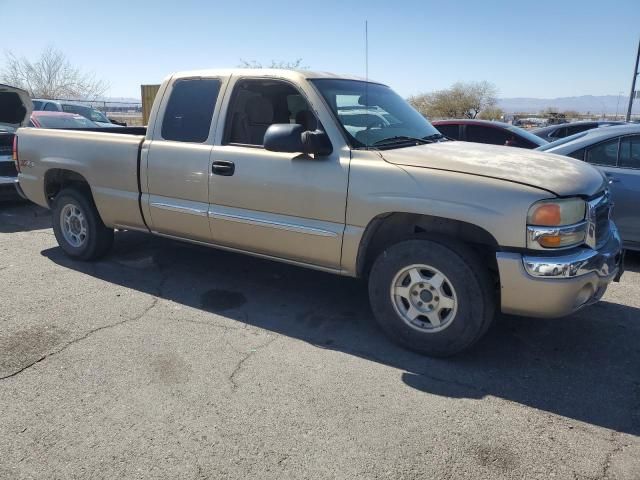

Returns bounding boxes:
[496,222,623,318]
[0,175,18,186]
[523,222,622,279]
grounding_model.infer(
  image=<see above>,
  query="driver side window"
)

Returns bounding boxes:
[224,79,318,147]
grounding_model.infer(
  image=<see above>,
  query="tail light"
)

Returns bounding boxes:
[13,136,19,173]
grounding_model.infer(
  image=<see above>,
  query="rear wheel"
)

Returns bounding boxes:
[52,188,114,260]
[368,238,495,356]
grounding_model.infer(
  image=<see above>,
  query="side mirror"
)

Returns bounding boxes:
[264,124,333,156]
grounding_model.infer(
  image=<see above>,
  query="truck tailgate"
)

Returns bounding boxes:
[17,128,147,231]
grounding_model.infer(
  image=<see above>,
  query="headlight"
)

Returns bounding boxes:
[527,198,587,249]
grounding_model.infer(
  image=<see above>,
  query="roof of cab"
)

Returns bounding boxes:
[168,68,380,84]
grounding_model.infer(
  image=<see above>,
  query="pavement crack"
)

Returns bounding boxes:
[0,296,159,381]
[599,430,623,479]
[229,336,278,392]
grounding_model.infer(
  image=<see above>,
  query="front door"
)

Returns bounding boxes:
[145,77,225,242]
[208,77,349,269]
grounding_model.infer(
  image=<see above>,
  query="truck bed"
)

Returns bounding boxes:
[16,127,148,231]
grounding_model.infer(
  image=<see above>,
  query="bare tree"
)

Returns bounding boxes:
[238,58,309,70]
[409,81,498,119]
[1,46,108,99]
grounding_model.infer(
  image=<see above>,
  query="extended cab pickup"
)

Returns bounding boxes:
[14,69,624,356]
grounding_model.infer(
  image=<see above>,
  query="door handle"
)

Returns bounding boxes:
[605,173,620,184]
[212,161,235,176]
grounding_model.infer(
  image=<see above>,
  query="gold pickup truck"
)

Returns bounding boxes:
[13,69,624,356]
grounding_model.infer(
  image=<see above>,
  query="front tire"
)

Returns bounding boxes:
[368,238,495,357]
[52,188,114,261]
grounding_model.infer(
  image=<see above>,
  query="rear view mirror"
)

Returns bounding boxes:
[264,124,332,156]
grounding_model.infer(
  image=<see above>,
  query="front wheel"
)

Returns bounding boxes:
[52,188,114,261]
[368,239,495,357]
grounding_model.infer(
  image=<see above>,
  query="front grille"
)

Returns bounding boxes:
[588,192,612,249]
[0,161,18,177]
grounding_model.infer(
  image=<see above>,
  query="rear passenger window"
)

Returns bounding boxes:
[567,123,595,136]
[585,138,619,167]
[466,125,510,145]
[435,124,460,139]
[619,135,640,169]
[549,126,566,139]
[161,78,220,143]
[568,148,585,161]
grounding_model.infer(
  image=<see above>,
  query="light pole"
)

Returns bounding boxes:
[626,38,640,122]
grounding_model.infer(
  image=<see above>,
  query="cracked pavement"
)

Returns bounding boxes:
[1,202,639,479]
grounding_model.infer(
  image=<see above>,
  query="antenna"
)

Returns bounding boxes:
[365,20,369,149]
[365,20,369,83]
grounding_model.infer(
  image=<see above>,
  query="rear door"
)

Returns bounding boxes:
[144,76,228,242]
[611,135,640,246]
[581,135,639,246]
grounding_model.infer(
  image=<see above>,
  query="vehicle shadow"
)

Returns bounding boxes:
[0,201,51,233]
[624,250,640,273]
[42,230,640,436]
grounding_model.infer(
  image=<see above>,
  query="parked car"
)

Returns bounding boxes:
[0,84,31,200]
[29,111,99,129]
[32,99,117,127]
[532,120,626,142]
[432,119,548,149]
[13,69,623,356]
[537,124,640,251]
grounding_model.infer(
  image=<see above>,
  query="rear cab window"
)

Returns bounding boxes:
[161,78,221,143]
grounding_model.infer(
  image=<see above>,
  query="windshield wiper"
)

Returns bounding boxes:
[372,136,434,147]
[423,133,448,141]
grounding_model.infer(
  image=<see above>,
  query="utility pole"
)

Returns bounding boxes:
[626,38,640,122]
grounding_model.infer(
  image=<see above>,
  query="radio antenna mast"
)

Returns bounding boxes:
[365,20,369,149]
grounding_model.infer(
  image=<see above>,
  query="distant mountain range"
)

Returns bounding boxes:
[96,94,639,115]
[497,95,639,115]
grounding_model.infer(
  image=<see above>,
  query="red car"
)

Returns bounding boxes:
[432,119,548,149]
[29,111,98,129]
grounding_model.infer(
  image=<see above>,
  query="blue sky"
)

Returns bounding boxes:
[2,0,639,99]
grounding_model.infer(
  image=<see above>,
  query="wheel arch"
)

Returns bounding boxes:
[356,212,500,279]
[44,168,93,207]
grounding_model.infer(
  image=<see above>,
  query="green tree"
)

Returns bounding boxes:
[478,107,505,120]
[408,81,498,119]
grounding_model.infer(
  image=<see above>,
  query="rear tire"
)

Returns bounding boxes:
[52,188,114,260]
[368,238,495,357]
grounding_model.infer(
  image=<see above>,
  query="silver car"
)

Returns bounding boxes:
[537,124,640,250]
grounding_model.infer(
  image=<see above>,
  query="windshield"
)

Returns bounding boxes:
[91,110,110,123]
[311,79,441,148]
[535,131,590,151]
[506,125,548,146]
[35,115,97,129]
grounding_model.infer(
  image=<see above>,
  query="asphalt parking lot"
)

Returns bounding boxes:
[1,201,639,480]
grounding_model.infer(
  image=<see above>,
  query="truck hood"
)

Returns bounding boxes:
[380,141,606,197]
[0,84,32,130]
